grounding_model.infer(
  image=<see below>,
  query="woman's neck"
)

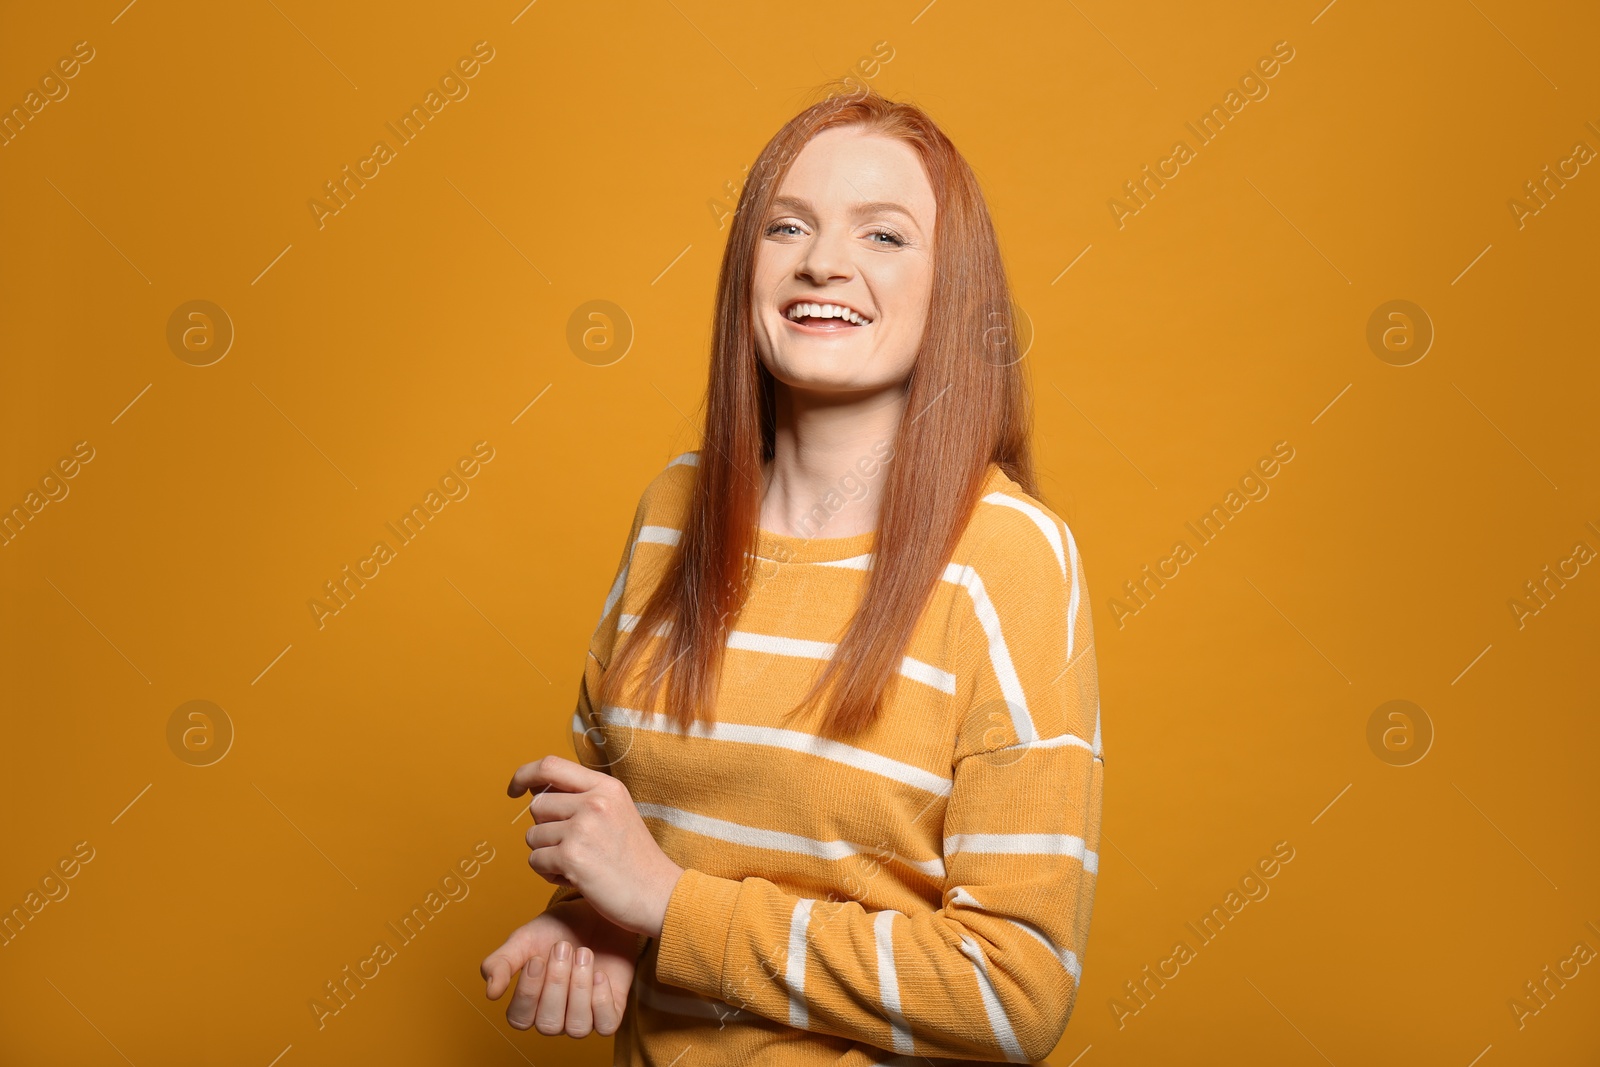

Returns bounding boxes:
[759,382,907,539]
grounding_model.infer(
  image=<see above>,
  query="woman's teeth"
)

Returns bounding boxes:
[785,302,871,326]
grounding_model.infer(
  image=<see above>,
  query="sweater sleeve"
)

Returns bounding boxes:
[652,519,1104,1062]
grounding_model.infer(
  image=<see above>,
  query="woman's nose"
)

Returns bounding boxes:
[796,228,853,283]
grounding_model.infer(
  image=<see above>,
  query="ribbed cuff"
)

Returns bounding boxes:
[653,867,741,998]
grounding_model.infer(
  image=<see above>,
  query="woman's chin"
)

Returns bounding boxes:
[771,374,903,402]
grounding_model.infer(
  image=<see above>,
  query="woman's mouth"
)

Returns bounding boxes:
[781,301,873,331]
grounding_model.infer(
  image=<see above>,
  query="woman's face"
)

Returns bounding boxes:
[751,125,937,398]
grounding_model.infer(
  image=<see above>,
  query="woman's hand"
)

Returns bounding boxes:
[508,755,685,938]
[480,898,638,1036]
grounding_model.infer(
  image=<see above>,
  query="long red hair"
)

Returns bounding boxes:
[599,85,1036,739]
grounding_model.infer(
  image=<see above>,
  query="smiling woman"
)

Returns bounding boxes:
[482,84,1104,1066]
[750,126,938,410]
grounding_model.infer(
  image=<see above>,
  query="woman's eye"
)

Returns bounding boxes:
[868,230,904,246]
[766,222,803,236]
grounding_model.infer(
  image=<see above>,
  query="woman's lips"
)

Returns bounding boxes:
[780,300,873,329]
[784,315,864,332]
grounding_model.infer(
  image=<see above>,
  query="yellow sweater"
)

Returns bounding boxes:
[549,452,1104,1065]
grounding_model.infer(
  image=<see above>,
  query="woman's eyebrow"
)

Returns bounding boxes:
[771,195,919,222]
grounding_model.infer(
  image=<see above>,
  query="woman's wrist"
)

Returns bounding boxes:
[643,862,687,940]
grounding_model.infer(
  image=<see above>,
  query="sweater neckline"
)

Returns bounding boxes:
[754,525,877,565]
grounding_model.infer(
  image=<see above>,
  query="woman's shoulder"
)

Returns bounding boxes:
[587,451,700,660]
[951,468,1100,761]
[629,450,700,532]
[954,462,1084,582]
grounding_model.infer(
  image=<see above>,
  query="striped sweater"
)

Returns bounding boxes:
[547,452,1104,1065]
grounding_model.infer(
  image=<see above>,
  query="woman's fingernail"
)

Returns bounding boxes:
[554,941,571,962]
[577,947,592,967]
[526,955,544,977]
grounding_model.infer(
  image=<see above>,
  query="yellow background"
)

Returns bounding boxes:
[2,0,1596,1063]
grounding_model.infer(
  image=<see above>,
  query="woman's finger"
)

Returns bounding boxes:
[534,940,574,1036]
[507,753,606,798]
[481,926,538,1001]
[565,946,595,1037]
[524,832,572,884]
[525,819,562,851]
[480,950,517,1001]
[504,953,546,1031]
[592,970,622,1036]
[526,787,582,824]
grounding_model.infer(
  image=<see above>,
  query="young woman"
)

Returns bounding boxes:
[481,86,1104,1065]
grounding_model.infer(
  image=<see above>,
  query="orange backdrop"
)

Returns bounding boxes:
[2,1,1596,1064]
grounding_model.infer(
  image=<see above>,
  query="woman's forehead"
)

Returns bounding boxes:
[778,128,936,223]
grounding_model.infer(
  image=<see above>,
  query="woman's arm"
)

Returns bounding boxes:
[653,520,1103,1062]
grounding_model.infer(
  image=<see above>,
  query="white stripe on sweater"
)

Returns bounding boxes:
[873,910,915,1053]
[944,560,1036,744]
[635,802,945,880]
[591,705,951,795]
[616,617,957,695]
[787,898,814,1028]
[638,525,681,547]
[991,732,1096,756]
[982,492,1064,575]
[1092,695,1103,761]
[726,630,955,693]
[944,833,1098,874]
[595,524,682,633]
[949,886,1082,984]
[982,492,1086,663]
[1060,518,1082,662]
[957,934,1027,1062]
